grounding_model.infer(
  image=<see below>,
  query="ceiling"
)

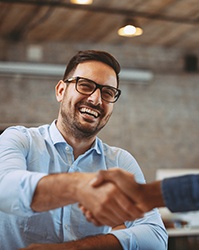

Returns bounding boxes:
[0,0,199,50]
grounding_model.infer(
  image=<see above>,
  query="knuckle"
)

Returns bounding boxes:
[122,202,134,212]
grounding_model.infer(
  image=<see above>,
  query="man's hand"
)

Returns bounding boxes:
[79,168,145,225]
[31,171,143,227]
[76,172,144,227]
[79,168,164,226]
[92,168,164,212]
[92,168,145,209]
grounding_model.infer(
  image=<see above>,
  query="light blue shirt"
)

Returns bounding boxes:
[0,121,167,250]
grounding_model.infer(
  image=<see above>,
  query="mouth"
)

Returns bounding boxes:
[79,107,100,118]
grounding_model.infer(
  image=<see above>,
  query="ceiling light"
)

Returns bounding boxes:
[118,19,143,37]
[70,0,93,5]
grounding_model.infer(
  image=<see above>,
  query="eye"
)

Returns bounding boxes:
[78,79,94,92]
[102,87,116,98]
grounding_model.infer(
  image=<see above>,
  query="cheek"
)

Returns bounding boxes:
[103,105,113,118]
[62,92,84,113]
[63,88,78,105]
[107,103,114,112]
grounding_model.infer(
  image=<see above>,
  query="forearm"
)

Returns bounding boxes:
[93,169,165,213]
[63,234,122,250]
[20,234,123,250]
[32,171,144,226]
[31,172,94,212]
[139,180,165,211]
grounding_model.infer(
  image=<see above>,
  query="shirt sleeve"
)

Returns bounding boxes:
[161,174,199,212]
[108,149,168,250]
[0,127,47,216]
[110,209,167,250]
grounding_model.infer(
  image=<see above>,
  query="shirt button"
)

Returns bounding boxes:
[64,224,68,230]
[65,146,69,151]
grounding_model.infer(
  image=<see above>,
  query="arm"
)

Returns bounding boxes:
[162,174,199,212]
[0,128,142,225]
[31,171,143,226]
[91,146,168,250]
[89,168,165,212]
[83,167,168,250]
[24,149,168,250]
[20,234,123,250]
[92,169,199,213]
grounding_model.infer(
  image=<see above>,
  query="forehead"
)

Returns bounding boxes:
[72,61,117,87]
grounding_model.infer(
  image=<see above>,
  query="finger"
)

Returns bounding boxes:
[81,196,143,227]
[86,197,125,227]
[100,183,144,225]
[91,169,124,187]
[79,204,104,226]
[90,205,119,226]
[89,175,105,187]
[110,192,144,222]
[97,169,139,200]
[78,204,87,214]
[101,185,145,224]
[84,210,103,226]
[84,177,144,226]
[114,194,144,220]
[90,169,119,187]
[92,193,142,226]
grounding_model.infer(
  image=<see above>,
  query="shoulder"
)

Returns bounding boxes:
[103,142,132,158]
[98,139,145,183]
[2,124,49,136]
[0,124,50,146]
[97,138,130,158]
[99,139,135,160]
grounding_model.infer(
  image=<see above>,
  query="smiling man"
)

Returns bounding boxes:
[0,50,167,250]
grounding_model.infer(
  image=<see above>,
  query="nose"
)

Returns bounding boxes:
[87,88,102,105]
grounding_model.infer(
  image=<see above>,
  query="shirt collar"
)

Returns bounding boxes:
[49,120,102,154]
[49,120,66,145]
[90,137,101,154]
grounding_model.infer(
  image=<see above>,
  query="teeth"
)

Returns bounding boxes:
[80,107,99,118]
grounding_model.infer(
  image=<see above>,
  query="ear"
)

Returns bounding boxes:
[55,80,66,102]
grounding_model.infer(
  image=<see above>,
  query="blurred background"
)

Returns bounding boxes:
[0,0,199,182]
[0,1,199,248]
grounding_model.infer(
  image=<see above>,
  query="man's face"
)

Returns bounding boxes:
[56,61,118,139]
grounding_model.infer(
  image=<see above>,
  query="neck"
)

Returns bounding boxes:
[67,136,96,159]
[56,120,96,159]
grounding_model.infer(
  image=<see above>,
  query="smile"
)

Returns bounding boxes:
[79,107,99,118]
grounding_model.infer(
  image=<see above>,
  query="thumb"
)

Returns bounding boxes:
[90,170,111,187]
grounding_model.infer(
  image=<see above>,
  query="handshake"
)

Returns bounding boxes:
[78,168,164,227]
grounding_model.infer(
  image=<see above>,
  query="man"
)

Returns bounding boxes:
[0,50,167,250]
[87,168,199,216]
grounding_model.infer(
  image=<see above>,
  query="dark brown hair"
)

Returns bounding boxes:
[63,50,120,87]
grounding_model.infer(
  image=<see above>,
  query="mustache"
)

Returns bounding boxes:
[78,101,103,113]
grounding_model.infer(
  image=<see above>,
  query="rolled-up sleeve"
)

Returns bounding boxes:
[110,209,168,250]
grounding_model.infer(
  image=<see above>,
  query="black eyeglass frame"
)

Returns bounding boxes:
[64,76,121,103]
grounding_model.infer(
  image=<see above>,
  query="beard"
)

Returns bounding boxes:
[60,102,111,140]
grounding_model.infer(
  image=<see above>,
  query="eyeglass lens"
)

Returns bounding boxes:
[76,78,119,102]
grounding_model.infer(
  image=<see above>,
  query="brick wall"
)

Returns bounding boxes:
[0,40,199,181]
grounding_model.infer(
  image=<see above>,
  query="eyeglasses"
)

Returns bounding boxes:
[64,76,121,103]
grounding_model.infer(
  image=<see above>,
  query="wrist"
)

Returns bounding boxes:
[74,172,96,204]
[142,181,165,211]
